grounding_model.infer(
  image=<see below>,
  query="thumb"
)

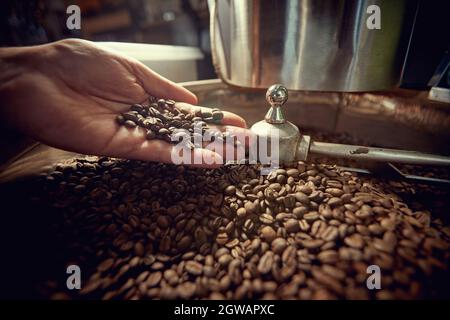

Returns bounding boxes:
[131,60,198,104]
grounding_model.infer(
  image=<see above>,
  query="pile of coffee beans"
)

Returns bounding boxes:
[116,97,225,149]
[29,157,449,300]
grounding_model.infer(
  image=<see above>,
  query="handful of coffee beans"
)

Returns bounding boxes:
[115,97,226,149]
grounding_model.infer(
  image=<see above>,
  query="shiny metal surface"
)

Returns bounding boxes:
[308,141,450,166]
[429,87,450,104]
[251,85,300,163]
[264,84,289,124]
[251,120,300,164]
[337,164,450,185]
[428,50,450,103]
[210,0,417,91]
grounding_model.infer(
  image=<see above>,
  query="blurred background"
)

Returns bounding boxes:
[0,0,216,80]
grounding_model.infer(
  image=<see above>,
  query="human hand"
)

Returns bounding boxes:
[0,39,248,167]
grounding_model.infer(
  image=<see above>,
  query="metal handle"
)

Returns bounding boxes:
[309,141,450,166]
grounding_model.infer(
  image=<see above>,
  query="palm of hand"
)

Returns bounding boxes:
[4,39,224,164]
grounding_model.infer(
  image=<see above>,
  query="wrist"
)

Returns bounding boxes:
[0,48,32,92]
[0,44,44,74]
[0,46,41,130]
[0,46,43,166]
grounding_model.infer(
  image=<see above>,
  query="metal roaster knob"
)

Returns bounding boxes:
[250,84,304,164]
[265,84,289,124]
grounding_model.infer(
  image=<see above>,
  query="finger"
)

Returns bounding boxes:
[203,124,256,149]
[175,102,247,128]
[131,61,198,104]
[101,126,223,168]
[202,140,247,164]
[131,141,223,168]
[128,145,224,168]
[197,125,255,164]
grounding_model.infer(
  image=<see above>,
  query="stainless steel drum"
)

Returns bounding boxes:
[210,0,418,91]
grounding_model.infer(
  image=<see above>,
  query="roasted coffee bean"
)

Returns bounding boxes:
[201,110,213,119]
[116,114,125,125]
[122,112,139,122]
[185,261,203,276]
[236,208,247,218]
[328,197,342,207]
[311,220,325,236]
[326,188,344,197]
[98,258,114,272]
[317,250,339,264]
[244,201,257,214]
[165,99,176,107]
[257,251,274,274]
[224,185,236,196]
[293,206,307,218]
[344,234,364,249]
[302,239,324,250]
[214,232,228,246]
[261,226,277,243]
[134,242,145,256]
[147,272,162,287]
[271,238,288,254]
[287,169,299,177]
[297,185,312,195]
[124,120,137,128]
[311,268,343,294]
[321,265,346,281]
[177,281,196,299]
[212,111,224,121]
[259,213,274,225]
[218,254,233,267]
[285,219,300,233]
[304,211,319,222]
[295,192,310,205]
[164,269,179,286]
[177,235,192,251]
[373,238,395,253]
[146,130,156,140]
[131,104,144,112]
[321,226,339,242]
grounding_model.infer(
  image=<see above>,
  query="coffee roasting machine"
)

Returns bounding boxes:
[207,0,450,184]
